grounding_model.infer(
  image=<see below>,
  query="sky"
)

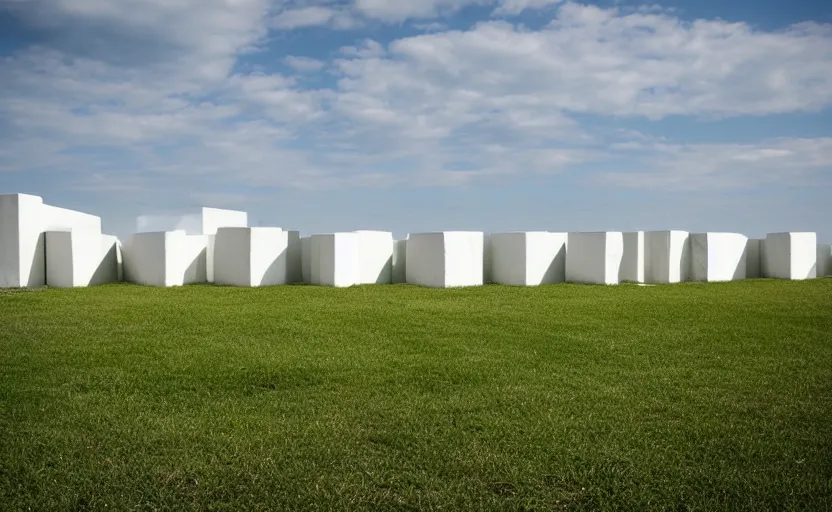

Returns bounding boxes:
[0,0,831,242]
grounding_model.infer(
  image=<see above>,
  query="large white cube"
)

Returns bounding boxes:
[214,227,289,287]
[45,231,121,288]
[817,244,831,277]
[392,239,407,284]
[690,232,748,282]
[1,193,45,288]
[645,230,691,283]
[620,231,645,283]
[406,232,484,288]
[311,233,359,287]
[122,230,208,287]
[301,236,312,283]
[763,232,817,280]
[745,239,762,279]
[1,193,104,288]
[137,207,249,285]
[565,232,623,285]
[491,232,567,286]
[42,204,102,233]
[354,230,393,284]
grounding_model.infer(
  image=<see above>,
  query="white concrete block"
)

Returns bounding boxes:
[645,230,691,283]
[354,230,393,284]
[406,232,484,288]
[42,204,102,233]
[620,231,645,283]
[1,193,105,288]
[817,244,831,277]
[45,230,121,287]
[491,232,567,286]
[123,232,165,286]
[178,234,209,285]
[0,193,45,288]
[763,232,817,280]
[745,239,762,279]
[690,232,748,282]
[214,227,289,287]
[311,233,360,287]
[301,236,312,284]
[122,230,207,287]
[483,233,493,284]
[392,239,407,284]
[286,230,302,284]
[565,232,623,285]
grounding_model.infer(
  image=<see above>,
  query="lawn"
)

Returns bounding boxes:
[1,280,831,511]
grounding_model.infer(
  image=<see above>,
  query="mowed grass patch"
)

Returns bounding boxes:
[1,280,831,511]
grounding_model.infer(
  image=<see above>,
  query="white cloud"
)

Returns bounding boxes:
[284,55,326,72]
[352,0,489,23]
[0,1,830,202]
[270,4,363,30]
[272,6,336,29]
[367,5,832,119]
[599,137,832,190]
[493,0,563,16]
[5,0,272,79]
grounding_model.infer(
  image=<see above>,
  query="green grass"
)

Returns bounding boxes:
[1,280,831,511]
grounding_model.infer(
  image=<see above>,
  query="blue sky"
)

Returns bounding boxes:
[1,0,830,242]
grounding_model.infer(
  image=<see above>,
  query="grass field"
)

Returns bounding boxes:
[1,280,831,511]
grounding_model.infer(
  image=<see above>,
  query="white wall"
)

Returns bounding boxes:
[311,233,359,287]
[41,204,102,233]
[354,230,393,284]
[444,232,483,288]
[530,232,567,285]
[483,233,493,284]
[491,233,527,286]
[45,230,121,287]
[122,230,206,286]
[645,231,690,284]
[0,194,44,288]
[286,230,302,284]
[817,244,831,277]
[2,194,105,288]
[491,232,567,286]
[215,227,288,287]
[392,239,407,284]
[213,228,252,286]
[406,233,447,288]
[406,232,483,288]
[566,232,623,285]
[745,239,762,279]
[764,232,817,280]
[251,228,289,286]
[690,233,748,282]
[122,231,168,286]
[175,234,209,285]
[620,231,645,283]
[301,236,312,284]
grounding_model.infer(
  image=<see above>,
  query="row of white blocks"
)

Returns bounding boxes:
[127,230,825,287]
[1,194,830,289]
